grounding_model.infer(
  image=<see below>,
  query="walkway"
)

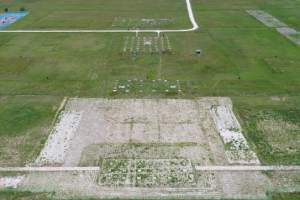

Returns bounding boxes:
[195,166,300,171]
[1,166,300,172]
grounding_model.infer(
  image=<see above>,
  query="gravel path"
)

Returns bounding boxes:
[1,166,300,172]
[51,97,68,127]
[246,10,287,28]
[0,0,198,33]
[246,10,300,46]
[34,111,83,166]
[0,167,99,172]
[195,166,300,171]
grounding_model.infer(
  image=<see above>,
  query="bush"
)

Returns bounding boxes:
[20,7,25,11]
[4,8,8,12]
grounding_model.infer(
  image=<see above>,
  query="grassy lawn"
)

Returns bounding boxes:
[238,108,300,165]
[0,96,62,166]
[267,9,300,30]
[1,0,191,30]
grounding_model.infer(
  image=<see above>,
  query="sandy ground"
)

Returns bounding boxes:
[63,98,211,166]
[20,171,220,197]
[13,169,300,198]
[32,97,255,167]
[34,111,83,166]
[210,105,260,164]
[216,171,272,197]
[11,97,280,198]
[0,176,24,188]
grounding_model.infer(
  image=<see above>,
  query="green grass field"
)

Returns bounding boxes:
[0,189,50,200]
[0,96,62,166]
[0,0,299,168]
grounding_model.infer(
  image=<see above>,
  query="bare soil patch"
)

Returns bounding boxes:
[210,104,259,164]
[34,111,83,166]
[63,98,211,166]
[20,98,273,198]
[0,175,24,188]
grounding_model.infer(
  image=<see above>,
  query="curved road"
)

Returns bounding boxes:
[0,0,198,33]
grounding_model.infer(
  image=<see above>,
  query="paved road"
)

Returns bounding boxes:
[1,166,300,172]
[0,0,198,34]
[0,167,100,172]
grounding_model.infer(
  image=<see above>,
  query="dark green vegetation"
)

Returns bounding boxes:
[0,189,50,200]
[0,0,299,168]
[272,192,300,200]
[269,189,300,200]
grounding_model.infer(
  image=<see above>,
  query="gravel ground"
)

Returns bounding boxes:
[20,171,220,197]
[16,97,278,198]
[210,105,260,164]
[0,176,25,188]
[15,169,300,198]
[33,111,83,166]
[63,98,210,166]
[246,10,287,28]
[216,171,272,197]
[277,27,300,45]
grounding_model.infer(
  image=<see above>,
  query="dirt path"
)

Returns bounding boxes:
[0,167,99,172]
[195,166,300,171]
[51,96,68,127]
[1,166,300,172]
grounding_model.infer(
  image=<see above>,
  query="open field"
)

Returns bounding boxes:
[0,0,300,199]
[0,96,63,167]
[0,0,191,30]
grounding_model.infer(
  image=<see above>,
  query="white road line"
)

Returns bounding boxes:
[1,166,300,172]
[195,166,300,171]
[0,0,198,33]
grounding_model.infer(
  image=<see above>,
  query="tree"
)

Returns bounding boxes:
[20,7,25,11]
[4,8,8,12]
